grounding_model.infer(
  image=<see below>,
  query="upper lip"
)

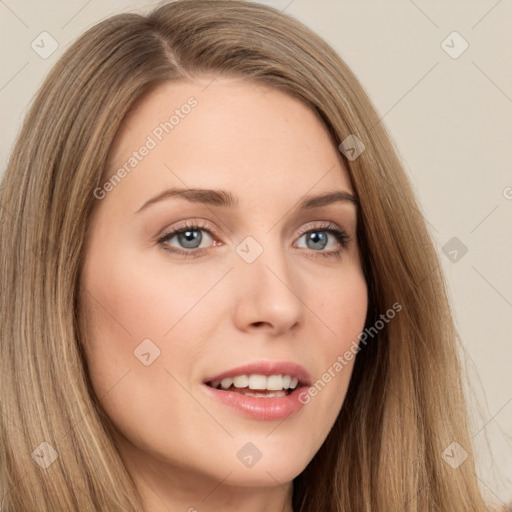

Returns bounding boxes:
[204,361,311,387]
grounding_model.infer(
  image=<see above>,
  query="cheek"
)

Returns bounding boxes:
[81,242,228,342]
[78,249,219,460]
[300,267,367,428]
[78,240,229,414]
[314,264,368,347]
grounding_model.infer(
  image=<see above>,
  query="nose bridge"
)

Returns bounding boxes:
[236,230,292,286]
[232,230,304,333]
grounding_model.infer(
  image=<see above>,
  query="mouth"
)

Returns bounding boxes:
[202,362,311,420]
[205,373,302,398]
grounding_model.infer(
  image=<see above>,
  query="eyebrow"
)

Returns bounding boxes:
[135,187,358,214]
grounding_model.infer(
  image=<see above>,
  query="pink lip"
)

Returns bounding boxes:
[203,361,311,386]
[202,361,311,421]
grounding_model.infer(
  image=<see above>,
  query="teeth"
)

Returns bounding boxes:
[233,375,249,388]
[248,374,267,390]
[210,374,300,391]
[220,377,233,390]
[267,375,285,390]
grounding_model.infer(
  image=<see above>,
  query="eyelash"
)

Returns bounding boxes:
[157,220,351,260]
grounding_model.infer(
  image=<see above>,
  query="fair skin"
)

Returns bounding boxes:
[79,77,368,512]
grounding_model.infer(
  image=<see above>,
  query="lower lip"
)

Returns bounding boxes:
[202,384,308,421]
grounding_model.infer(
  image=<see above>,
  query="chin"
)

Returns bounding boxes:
[208,440,313,487]
[221,460,307,488]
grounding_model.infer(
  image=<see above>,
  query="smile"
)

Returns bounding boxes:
[202,362,311,420]
[206,374,300,397]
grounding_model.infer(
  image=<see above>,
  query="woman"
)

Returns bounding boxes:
[0,1,503,510]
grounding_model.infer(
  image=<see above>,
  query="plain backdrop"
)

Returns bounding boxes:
[1,0,511,507]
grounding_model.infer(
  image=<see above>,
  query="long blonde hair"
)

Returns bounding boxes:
[0,1,502,510]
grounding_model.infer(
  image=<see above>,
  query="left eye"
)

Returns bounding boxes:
[296,229,345,252]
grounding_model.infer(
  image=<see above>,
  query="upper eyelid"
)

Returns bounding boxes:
[157,220,214,241]
[158,220,350,246]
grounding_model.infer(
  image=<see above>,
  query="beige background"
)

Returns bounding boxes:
[1,0,511,506]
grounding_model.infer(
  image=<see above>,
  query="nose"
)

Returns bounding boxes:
[231,240,305,336]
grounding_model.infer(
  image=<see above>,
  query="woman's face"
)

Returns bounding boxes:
[79,77,368,498]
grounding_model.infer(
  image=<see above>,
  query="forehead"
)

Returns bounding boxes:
[103,78,353,210]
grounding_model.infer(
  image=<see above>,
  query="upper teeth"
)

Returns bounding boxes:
[210,374,299,391]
